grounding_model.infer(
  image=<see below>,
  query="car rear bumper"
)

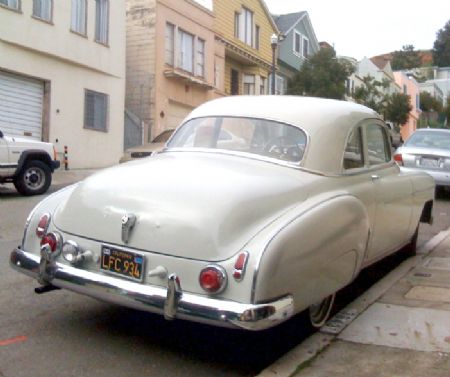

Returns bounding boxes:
[401,167,450,187]
[10,248,294,331]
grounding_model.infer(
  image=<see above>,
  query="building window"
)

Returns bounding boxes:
[255,25,260,50]
[231,69,239,95]
[293,30,301,56]
[0,0,20,10]
[84,90,108,132]
[403,84,407,94]
[165,23,175,66]
[260,76,266,94]
[243,74,255,95]
[302,36,309,57]
[270,74,286,95]
[178,29,194,73]
[235,7,253,46]
[95,0,109,44]
[71,0,87,35]
[196,38,205,77]
[33,0,52,22]
[166,24,206,78]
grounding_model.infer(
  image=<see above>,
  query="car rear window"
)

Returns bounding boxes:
[167,117,307,163]
[405,131,450,150]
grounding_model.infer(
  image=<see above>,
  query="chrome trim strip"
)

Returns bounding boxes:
[10,249,294,331]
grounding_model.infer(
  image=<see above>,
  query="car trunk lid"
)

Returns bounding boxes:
[53,153,319,261]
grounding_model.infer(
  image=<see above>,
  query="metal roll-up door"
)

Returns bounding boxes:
[0,71,44,140]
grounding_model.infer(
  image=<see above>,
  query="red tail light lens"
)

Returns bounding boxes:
[36,213,51,238]
[393,153,403,166]
[199,265,227,294]
[40,232,61,253]
[233,251,249,281]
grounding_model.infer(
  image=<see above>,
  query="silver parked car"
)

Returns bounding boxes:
[394,128,450,188]
[10,96,434,331]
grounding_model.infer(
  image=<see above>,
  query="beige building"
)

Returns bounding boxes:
[0,0,126,168]
[126,0,224,143]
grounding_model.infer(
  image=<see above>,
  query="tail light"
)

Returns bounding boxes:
[199,265,227,294]
[40,232,62,254]
[393,153,403,166]
[53,146,58,161]
[36,213,51,238]
[233,251,249,281]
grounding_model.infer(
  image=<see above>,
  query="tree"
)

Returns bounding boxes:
[385,93,412,126]
[353,76,390,115]
[420,91,442,113]
[433,20,450,67]
[391,45,422,70]
[287,48,354,100]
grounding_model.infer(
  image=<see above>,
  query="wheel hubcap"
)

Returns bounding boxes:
[25,167,45,190]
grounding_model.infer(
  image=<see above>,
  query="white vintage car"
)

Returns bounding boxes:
[10,96,434,331]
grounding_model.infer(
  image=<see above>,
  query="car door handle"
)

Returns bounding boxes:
[371,175,380,181]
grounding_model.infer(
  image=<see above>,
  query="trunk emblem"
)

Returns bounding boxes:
[121,213,136,244]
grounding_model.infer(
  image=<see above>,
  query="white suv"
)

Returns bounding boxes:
[0,130,60,195]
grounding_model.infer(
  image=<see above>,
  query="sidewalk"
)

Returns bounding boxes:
[259,230,450,377]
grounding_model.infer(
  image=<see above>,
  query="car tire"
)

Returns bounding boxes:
[308,293,336,328]
[402,225,418,258]
[13,160,52,196]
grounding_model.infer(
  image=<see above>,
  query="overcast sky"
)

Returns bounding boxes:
[264,0,449,60]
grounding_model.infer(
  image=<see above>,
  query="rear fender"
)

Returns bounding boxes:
[251,194,369,314]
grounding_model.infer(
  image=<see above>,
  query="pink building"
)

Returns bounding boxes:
[393,72,421,141]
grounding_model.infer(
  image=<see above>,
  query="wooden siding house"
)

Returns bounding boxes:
[273,11,319,94]
[213,0,279,96]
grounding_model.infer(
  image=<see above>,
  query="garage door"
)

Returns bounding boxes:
[0,71,44,140]
[166,100,194,129]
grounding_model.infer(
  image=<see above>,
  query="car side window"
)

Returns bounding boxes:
[366,123,391,166]
[344,127,364,170]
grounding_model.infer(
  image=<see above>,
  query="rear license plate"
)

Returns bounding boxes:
[420,158,439,168]
[101,246,145,282]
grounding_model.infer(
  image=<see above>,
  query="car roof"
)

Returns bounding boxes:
[185,96,381,174]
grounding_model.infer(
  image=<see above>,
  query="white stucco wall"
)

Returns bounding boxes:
[0,0,126,168]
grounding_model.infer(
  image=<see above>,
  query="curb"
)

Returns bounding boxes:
[256,228,450,377]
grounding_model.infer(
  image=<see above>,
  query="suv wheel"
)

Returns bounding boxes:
[14,160,52,196]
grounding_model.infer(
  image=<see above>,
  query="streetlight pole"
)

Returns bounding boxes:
[271,34,278,95]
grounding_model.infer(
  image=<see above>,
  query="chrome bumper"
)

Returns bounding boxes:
[10,248,294,331]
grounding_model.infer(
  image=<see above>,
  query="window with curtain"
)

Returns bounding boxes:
[196,39,205,77]
[84,90,108,132]
[33,0,52,21]
[71,0,87,35]
[165,23,175,66]
[178,29,194,73]
[235,7,254,46]
[95,0,109,44]
[243,74,255,95]
[260,76,267,95]
[0,0,19,10]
